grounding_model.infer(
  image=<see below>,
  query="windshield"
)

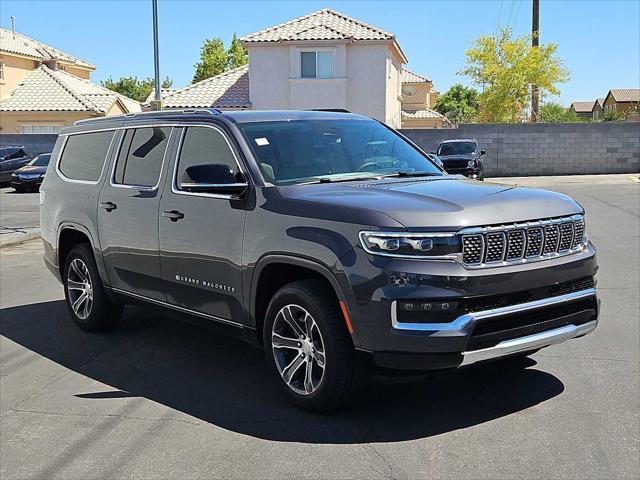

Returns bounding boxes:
[239,119,442,185]
[29,154,50,166]
[437,142,476,156]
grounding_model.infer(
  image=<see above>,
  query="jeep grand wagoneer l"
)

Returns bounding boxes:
[40,109,599,411]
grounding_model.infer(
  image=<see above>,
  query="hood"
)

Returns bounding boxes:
[15,165,46,174]
[280,177,582,229]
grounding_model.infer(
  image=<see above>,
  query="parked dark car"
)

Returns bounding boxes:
[41,110,599,411]
[0,146,30,185]
[11,153,51,192]
[435,138,485,180]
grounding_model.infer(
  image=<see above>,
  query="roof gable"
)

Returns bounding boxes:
[0,28,94,70]
[607,88,640,103]
[570,101,595,113]
[0,65,140,113]
[401,68,431,83]
[162,65,250,109]
[240,8,395,43]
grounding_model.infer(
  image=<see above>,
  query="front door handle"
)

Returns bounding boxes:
[100,201,117,212]
[162,210,184,222]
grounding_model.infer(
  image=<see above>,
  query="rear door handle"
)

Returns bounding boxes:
[162,210,184,222]
[99,201,117,212]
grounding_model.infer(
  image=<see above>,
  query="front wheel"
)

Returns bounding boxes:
[63,243,123,331]
[263,280,366,412]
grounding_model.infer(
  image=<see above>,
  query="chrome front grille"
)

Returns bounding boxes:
[460,215,586,268]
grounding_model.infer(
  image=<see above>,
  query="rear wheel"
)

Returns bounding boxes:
[63,243,123,331]
[263,280,366,412]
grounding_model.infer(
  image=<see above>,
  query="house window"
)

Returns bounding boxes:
[0,62,4,80]
[301,51,333,78]
[20,125,63,134]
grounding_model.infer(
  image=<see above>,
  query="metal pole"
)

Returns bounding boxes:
[531,0,540,122]
[151,0,163,110]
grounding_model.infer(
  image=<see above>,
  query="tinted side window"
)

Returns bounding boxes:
[114,127,171,187]
[176,127,238,189]
[59,131,114,181]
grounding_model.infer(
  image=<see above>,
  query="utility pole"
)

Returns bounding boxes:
[150,0,163,110]
[531,0,540,122]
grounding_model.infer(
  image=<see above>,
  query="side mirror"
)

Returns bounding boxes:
[180,163,248,196]
[480,149,486,155]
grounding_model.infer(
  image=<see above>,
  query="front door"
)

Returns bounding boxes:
[98,126,173,301]
[159,125,246,323]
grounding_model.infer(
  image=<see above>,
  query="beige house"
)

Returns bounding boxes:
[400,68,448,128]
[603,89,640,118]
[0,28,140,133]
[162,9,443,128]
[591,98,605,120]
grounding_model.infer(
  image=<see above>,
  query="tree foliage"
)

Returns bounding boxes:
[192,34,248,84]
[539,102,581,123]
[435,84,479,125]
[461,28,569,123]
[100,76,173,102]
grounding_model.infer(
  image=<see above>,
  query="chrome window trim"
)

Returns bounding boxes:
[55,130,117,185]
[108,127,174,191]
[391,287,597,332]
[112,287,243,328]
[170,124,248,200]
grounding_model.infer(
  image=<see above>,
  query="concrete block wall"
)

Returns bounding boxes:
[400,122,640,177]
[0,134,58,157]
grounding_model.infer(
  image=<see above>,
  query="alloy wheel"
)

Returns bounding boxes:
[67,258,93,320]
[271,304,326,395]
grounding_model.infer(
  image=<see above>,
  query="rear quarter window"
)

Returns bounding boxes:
[58,131,114,182]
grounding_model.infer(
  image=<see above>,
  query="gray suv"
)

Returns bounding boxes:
[41,109,599,411]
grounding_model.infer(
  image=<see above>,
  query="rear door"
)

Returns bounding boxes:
[97,126,174,301]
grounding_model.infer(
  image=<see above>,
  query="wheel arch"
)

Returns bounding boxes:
[57,223,110,290]
[249,255,352,346]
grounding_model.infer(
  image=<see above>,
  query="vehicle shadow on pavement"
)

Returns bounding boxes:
[1,300,565,444]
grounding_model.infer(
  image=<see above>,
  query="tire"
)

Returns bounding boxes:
[263,280,366,412]
[13,186,25,193]
[63,243,123,331]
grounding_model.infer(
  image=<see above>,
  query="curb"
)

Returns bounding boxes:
[0,231,41,248]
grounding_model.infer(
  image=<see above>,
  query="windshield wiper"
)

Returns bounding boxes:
[379,171,441,178]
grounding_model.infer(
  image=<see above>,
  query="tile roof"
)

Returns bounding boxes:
[240,8,395,43]
[144,88,178,105]
[0,28,94,70]
[402,108,449,122]
[595,98,605,109]
[608,89,640,103]
[0,65,141,113]
[570,101,595,113]
[162,65,250,109]
[401,68,431,83]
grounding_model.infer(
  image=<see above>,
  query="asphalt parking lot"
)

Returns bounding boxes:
[1,175,639,480]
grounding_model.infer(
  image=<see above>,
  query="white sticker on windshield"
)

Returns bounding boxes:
[255,137,269,146]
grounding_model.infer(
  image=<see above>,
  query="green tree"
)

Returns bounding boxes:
[461,28,569,123]
[100,76,172,102]
[226,33,248,70]
[539,102,581,123]
[602,110,626,122]
[192,38,227,83]
[435,84,479,125]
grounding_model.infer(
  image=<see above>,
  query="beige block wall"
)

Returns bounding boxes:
[0,54,38,100]
[0,111,98,133]
[401,116,447,129]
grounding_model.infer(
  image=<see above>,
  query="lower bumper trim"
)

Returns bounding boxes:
[460,320,597,366]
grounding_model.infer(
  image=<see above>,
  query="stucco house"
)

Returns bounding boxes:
[162,8,447,128]
[0,28,140,133]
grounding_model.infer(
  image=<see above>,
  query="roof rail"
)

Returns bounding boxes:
[74,108,221,125]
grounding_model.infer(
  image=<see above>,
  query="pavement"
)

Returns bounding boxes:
[1,175,639,479]
[0,186,40,247]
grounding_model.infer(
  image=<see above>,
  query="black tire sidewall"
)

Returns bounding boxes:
[263,282,352,411]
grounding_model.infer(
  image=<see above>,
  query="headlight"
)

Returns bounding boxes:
[467,160,476,167]
[359,231,459,258]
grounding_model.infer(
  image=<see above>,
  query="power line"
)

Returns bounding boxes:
[496,0,504,32]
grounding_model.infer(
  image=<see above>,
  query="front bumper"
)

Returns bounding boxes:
[344,243,599,371]
[11,176,43,190]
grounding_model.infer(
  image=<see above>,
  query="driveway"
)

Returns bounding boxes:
[1,175,638,479]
